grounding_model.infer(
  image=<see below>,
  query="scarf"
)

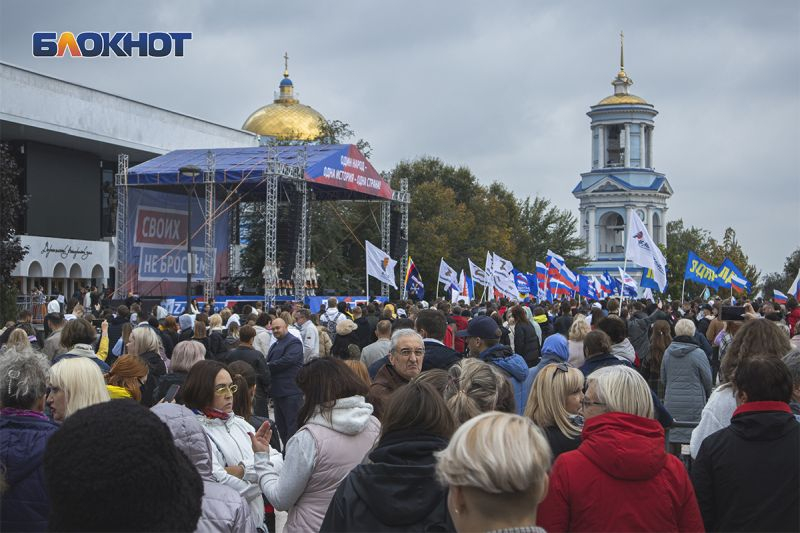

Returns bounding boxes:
[1,407,50,421]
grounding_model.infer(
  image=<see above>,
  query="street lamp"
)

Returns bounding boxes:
[179,165,201,309]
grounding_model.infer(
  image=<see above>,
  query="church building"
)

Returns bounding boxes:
[573,37,673,279]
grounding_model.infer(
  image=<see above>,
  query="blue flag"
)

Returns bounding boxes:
[716,258,751,291]
[404,257,425,300]
[640,268,662,290]
[684,251,720,288]
[578,275,597,299]
[513,269,530,294]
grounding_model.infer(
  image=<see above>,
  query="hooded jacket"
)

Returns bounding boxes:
[252,325,274,358]
[691,401,799,532]
[0,412,59,532]
[660,336,712,442]
[52,344,110,372]
[152,404,252,533]
[528,334,569,386]
[537,412,704,532]
[255,395,380,533]
[320,431,453,532]
[610,338,637,365]
[197,412,279,530]
[479,344,534,415]
[514,319,541,367]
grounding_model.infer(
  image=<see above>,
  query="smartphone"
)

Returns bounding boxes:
[163,384,181,403]
[720,305,745,321]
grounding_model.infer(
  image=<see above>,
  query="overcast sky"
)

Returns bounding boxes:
[1,0,798,278]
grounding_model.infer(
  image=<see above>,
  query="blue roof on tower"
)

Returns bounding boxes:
[572,174,667,194]
[279,77,293,86]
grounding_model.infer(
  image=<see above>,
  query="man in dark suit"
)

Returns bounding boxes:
[266,318,303,444]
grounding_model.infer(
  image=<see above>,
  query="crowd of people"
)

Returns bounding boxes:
[1,292,798,532]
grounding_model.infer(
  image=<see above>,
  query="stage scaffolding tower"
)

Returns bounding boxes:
[292,146,309,302]
[203,150,216,303]
[380,200,391,298]
[397,177,410,299]
[114,153,129,298]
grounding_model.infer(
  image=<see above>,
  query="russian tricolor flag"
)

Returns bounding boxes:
[730,273,748,294]
[773,289,788,305]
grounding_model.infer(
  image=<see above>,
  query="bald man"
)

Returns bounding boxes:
[266,318,304,443]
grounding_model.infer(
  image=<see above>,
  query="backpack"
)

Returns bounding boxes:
[325,312,341,342]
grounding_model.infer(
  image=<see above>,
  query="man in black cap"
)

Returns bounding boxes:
[44,401,203,531]
[457,316,532,415]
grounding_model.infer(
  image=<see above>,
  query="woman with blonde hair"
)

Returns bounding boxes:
[567,314,591,367]
[3,328,31,353]
[538,365,703,532]
[105,354,149,401]
[444,358,515,424]
[207,313,228,360]
[47,357,110,422]
[154,340,205,404]
[435,412,551,533]
[690,318,792,458]
[126,326,166,406]
[524,362,585,459]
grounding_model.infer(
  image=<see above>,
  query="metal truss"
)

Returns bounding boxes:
[114,153,129,298]
[380,200,391,298]
[203,150,216,303]
[263,143,280,309]
[292,146,308,302]
[398,177,410,299]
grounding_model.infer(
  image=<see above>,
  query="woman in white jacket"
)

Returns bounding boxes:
[183,360,280,532]
[249,357,380,533]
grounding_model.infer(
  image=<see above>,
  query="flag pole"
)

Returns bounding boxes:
[619,258,628,300]
[435,282,439,302]
[366,272,369,302]
[680,278,686,305]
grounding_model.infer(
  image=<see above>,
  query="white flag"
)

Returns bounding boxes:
[491,253,518,300]
[643,287,654,302]
[438,258,460,291]
[365,240,397,289]
[789,269,800,299]
[625,211,668,291]
[469,258,489,287]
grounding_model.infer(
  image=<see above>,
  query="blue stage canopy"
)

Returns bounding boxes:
[126,144,395,200]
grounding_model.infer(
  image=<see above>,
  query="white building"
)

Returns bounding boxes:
[1,62,257,297]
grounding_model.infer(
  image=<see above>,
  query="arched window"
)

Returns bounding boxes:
[598,212,625,254]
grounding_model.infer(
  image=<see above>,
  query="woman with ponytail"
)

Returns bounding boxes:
[443,358,514,425]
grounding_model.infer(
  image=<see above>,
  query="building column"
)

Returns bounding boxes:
[623,124,631,167]
[591,127,597,169]
[660,208,667,245]
[625,205,634,247]
[598,125,605,168]
[46,278,52,296]
[587,206,597,259]
[648,127,654,168]
[646,205,654,236]
[639,124,647,168]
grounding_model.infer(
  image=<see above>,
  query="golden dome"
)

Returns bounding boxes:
[242,102,325,141]
[242,56,326,141]
[596,93,650,106]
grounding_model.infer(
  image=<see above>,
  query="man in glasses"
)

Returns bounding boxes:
[457,316,532,415]
[368,329,425,419]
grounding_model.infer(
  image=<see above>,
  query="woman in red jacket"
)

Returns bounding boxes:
[537,365,704,532]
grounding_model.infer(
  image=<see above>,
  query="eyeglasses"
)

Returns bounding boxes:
[580,398,606,409]
[214,384,238,396]
[396,348,425,358]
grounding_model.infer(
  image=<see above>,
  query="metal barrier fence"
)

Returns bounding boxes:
[666,420,699,471]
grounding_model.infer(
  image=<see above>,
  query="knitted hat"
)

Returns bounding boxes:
[44,400,203,531]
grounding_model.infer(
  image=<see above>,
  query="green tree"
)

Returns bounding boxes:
[387,157,586,295]
[762,248,800,300]
[664,220,760,301]
[0,143,28,321]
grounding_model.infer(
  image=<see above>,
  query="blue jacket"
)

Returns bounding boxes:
[529,334,569,385]
[0,414,59,532]
[479,344,534,415]
[267,334,303,397]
